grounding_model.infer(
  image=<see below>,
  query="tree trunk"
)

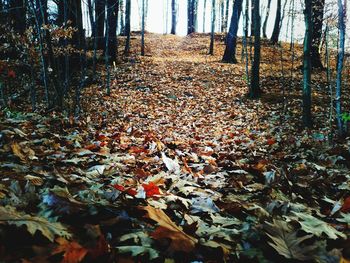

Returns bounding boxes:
[106,0,118,61]
[270,0,281,44]
[119,0,125,34]
[87,0,95,37]
[187,0,195,34]
[222,0,243,63]
[250,0,255,36]
[209,0,215,55]
[95,0,106,49]
[310,0,325,69]
[262,0,272,38]
[224,0,229,32]
[220,1,224,32]
[250,0,261,98]
[141,0,145,55]
[203,0,207,32]
[171,0,177,34]
[335,0,346,136]
[302,0,312,127]
[124,0,131,55]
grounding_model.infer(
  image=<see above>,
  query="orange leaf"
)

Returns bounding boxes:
[53,238,88,263]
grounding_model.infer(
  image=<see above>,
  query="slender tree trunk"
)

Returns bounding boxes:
[335,0,346,136]
[95,0,106,49]
[209,0,216,55]
[303,0,312,127]
[223,0,229,32]
[106,0,118,61]
[141,0,145,55]
[270,0,281,44]
[203,0,207,32]
[250,0,261,98]
[187,0,196,34]
[124,0,131,55]
[222,0,243,63]
[220,1,224,32]
[87,0,95,37]
[262,0,272,38]
[120,0,125,34]
[310,0,325,69]
[250,0,255,36]
[171,0,177,34]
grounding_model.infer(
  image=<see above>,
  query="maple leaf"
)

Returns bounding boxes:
[290,212,346,239]
[264,219,317,261]
[0,206,71,242]
[52,238,88,263]
[140,205,197,252]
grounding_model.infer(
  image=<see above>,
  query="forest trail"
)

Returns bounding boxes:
[1,33,350,262]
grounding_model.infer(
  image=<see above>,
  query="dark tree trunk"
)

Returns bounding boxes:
[87,0,95,37]
[223,0,229,32]
[141,0,145,55]
[222,0,243,63]
[310,0,325,69]
[335,0,346,136]
[106,0,118,61]
[220,1,224,32]
[187,0,196,34]
[250,0,261,98]
[124,0,131,55]
[270,0,281,44]
[250,0,255,36]
[303,0,312,127]
[209,0,215,55]
[95,0,106,49]
[9,0,26,34]
[262,0,272,38]
[171,0,177,34]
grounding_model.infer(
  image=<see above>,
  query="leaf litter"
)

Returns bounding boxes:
[0,33,350,262]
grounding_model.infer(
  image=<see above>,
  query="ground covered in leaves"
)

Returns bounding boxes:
[1,33,350,262]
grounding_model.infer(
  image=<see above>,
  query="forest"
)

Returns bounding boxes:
[0,0,349,262]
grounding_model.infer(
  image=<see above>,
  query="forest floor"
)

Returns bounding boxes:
[1,33,350,262]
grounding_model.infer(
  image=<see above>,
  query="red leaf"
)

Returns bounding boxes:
[126,188,137,196]
[112,184,125,192]
[142,182,161,198]
[341,197,350,213]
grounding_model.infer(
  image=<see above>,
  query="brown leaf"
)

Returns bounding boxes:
[53,238,88,263]
[140,206,197,252]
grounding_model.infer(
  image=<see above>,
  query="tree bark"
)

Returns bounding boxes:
[270,0,281,44]
[310,0,325,69]
[302,0,312,127]
[106,0,118,61]
[124,0,131,55]
[222,0,243,63]
[262,0,272,38]
[95,0,106,49]
[335,0,346,136]
[171,0,177,34]
[141,0,145,55]
[250,0,261,98]
[87,0,95,37]
[209,0,215,55]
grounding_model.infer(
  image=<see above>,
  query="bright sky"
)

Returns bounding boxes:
[79,0,348,47]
